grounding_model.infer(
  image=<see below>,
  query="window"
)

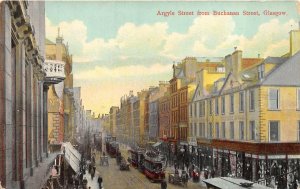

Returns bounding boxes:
[215,123,219,139]
[200,123,206,137]
[194,103,197,117]
[258,64,265,80]
[199,101,205,117]
[239,121,244,140]
[209,100,212,115]
[269,121,279,142]
[230,94,234,113]
[189,104,192,117]
[198,102,201,117]
[298,121,300,141]
[208,123,212,139]
[249,90,255,111]
[230,122,234,139]
[215,98,219,115]
[190,123,193,136]
[239,92,244,112]
[199,123,202,137]
[221,96,225,114]
[250,121,256,140]
[269,89,279,110]
[297,89,300,110]
[194,123,197,137]
[222,122,226,139]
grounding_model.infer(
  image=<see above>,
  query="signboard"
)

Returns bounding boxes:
[288,155,300,159]
[188,137,197,146]
[267,155,286,159]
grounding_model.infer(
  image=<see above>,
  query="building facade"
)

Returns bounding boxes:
[189,29,300,188]
[109,106,119,137]
[0,1,63,188]
[149,82,169,141]
[45,36,68,144]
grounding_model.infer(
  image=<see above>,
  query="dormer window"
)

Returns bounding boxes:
[258,64,265,80]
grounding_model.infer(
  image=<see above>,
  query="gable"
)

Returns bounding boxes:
[219,72,242,95]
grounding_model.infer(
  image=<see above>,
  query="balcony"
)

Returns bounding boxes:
[43,60,66,84]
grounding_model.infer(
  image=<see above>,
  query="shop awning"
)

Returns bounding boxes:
[152,141,162,147]
[62,142,81,173]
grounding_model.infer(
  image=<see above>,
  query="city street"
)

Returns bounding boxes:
[91,146,206,189]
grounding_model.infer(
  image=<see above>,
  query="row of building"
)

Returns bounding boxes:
[101,25,300,188]
[0,1,99,188]
[45,33,100,147]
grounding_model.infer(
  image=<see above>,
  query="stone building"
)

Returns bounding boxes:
[45,36,68,144]
[189,27,300,188]
[0,1,63,188]
[109,106,119,137]
[148,81,169,141]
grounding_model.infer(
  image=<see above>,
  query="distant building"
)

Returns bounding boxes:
[149,81,169,141]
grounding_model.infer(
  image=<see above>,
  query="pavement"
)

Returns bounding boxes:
[83,171,103,189]
[25,152,59,189]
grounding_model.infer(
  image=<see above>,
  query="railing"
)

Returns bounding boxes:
[43,60,65,84]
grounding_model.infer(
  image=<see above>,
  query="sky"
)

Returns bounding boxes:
[45,1,300,115]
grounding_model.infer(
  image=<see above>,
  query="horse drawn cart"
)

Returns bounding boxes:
[168,170,188,187]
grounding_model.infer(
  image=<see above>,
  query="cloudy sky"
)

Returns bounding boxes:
[45,1,299,115]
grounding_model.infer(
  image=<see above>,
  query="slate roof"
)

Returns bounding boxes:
[261,51,300,86]
[263,56,288,64]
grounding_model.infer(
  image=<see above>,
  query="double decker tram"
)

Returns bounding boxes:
[105,136,119,157]
[143,150,166,182]
[107,141,119,158]
[129,148,145,172]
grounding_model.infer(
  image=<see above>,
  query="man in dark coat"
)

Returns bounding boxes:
[161,180,167,189]
[98,176,103,189]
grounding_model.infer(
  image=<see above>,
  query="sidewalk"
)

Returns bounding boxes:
[83,170,103,189]
[25,152,59,189]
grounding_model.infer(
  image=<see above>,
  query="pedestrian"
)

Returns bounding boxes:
[82,177,88,189]
[161,180,167,189]
[98,176,103,189]
[211,169,215,178]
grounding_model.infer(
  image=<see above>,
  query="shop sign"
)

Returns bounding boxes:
[268,155,286,159]
[252,154,258,158]
[288,155,300,159]
[188,137,197,146]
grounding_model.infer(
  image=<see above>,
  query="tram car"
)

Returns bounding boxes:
[143,150,166,182]
[129,148,145,172]
[105,136,113,153]
[107,141,119,158]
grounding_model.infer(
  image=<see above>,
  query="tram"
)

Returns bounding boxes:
[106,141,119,157]
[129,148,145,172]
[143,150,166,182]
